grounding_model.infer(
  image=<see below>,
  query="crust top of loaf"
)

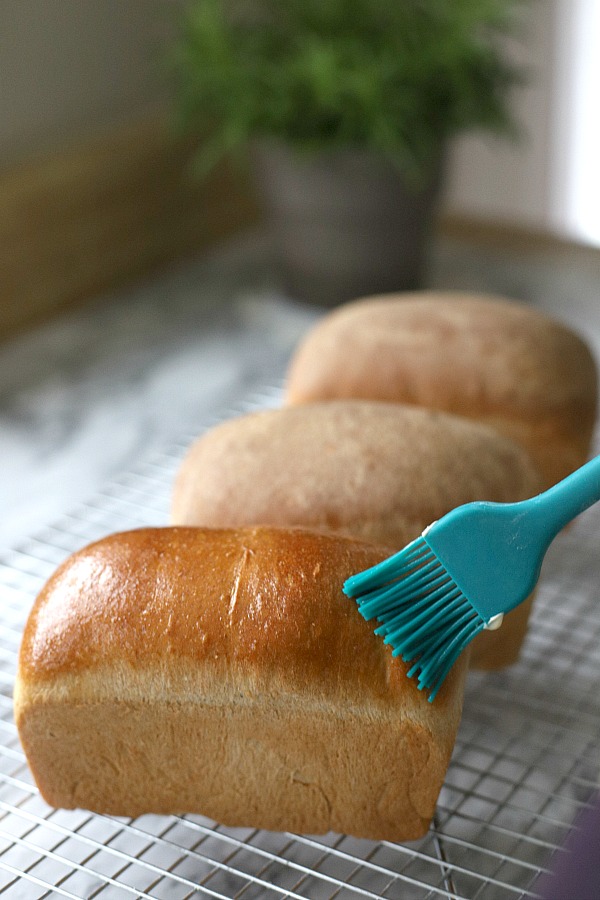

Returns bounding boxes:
[16,526,467,722]
[285,291,598,415]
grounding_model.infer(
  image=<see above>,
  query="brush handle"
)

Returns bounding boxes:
[529,454,600,539]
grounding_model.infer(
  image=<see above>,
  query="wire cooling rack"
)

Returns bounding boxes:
[1,384,599,899]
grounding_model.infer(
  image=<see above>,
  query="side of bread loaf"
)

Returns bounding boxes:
[171,402,542,668]
[284,292,598,488]
[15,526,469,841]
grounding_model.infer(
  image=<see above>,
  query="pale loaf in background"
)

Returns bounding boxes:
[285,292,598,489]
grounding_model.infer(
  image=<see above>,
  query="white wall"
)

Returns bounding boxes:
[444,0,558,232]
[435,0,600,247]
[548,0,600,245]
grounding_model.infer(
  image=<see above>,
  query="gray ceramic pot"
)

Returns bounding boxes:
[250,140,443,306]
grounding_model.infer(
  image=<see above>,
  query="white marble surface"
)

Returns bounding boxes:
[0,233,320,547]
[1,228,599,549]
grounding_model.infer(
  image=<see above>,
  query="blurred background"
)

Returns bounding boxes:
[1,0,599,338]
[1,0,600,540]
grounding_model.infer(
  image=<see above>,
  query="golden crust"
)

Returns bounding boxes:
[18,526,425,708]
[15,526,468,840]
[284,292,598,487]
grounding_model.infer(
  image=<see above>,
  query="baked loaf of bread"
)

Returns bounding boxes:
[285,292,598,489]
[171,401,543,668]
[14,525,469,841]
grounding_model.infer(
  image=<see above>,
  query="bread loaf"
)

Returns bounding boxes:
[171,401,543,668]
[285,292,598,488]
[14,526,469,841]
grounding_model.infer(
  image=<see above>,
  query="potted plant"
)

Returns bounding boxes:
[172,0,525,305]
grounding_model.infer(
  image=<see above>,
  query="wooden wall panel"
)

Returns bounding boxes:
[0,117,258,340]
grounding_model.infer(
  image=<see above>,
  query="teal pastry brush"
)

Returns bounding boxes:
[343,455,600,702]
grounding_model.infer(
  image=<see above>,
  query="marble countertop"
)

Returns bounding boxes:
[2,228,599,549]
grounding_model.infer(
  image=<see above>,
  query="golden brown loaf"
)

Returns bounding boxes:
[171,401,543,668]
[285,292,598,488]
[14,526,469,841]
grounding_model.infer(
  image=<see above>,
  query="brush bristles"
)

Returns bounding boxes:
[343,536,486,701]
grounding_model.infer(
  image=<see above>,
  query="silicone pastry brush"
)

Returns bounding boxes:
[344,455,600,701]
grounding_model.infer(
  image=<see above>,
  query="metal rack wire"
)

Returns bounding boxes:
[1,384,599,898]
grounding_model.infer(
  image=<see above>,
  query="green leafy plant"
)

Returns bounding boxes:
[172,0,526,182]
